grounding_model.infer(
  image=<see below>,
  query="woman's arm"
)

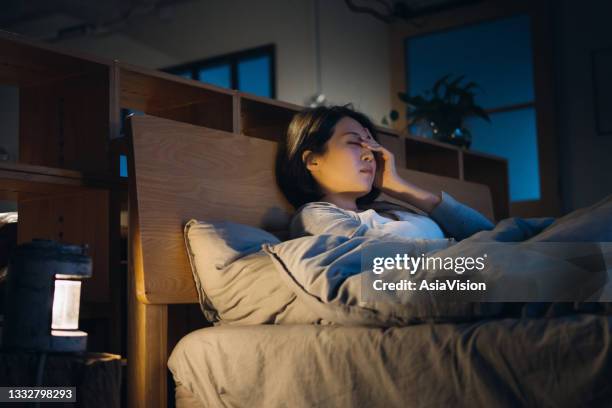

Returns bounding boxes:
[381,177,442,214]
[290,202,398,239]
[428,191,495,241]
[290,201,456,250]
[359,134,494,240]
[383,177,495,241]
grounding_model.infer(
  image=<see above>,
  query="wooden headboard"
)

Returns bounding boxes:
[126,114,494,407]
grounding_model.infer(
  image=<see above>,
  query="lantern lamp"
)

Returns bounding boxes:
[2,239,92,352]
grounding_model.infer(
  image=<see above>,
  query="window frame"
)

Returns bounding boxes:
[162,43,277,98]
[389,0,559,218]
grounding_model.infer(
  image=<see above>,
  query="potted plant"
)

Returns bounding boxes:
[384,74,491,148]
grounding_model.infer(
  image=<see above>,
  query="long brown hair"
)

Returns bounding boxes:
[275,104,382,210]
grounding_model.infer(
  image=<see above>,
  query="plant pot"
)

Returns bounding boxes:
[431,122,472,149]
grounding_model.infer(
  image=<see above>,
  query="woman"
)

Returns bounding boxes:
[275,105,496,242]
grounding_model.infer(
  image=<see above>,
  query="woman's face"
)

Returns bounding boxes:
[303,116,376,197]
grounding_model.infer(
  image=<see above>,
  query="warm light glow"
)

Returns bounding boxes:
[51,280,82,330]
[55,274,83,279]
[51,330,87,337]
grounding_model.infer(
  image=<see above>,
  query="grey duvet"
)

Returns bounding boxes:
[262,194,612,326]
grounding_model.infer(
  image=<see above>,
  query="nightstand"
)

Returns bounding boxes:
[0,351,122,407]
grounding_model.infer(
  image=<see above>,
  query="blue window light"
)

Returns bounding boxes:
[405,14,538,202]
[198,64,231,89]
[238,55,272,97]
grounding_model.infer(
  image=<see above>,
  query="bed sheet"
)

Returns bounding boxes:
[168,315,612,408]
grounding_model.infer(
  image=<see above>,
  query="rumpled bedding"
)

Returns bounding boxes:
[261,196,612,326]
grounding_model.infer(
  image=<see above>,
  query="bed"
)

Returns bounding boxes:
[126,115,612,408]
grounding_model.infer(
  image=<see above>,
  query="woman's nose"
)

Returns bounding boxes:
[361,148,374,162]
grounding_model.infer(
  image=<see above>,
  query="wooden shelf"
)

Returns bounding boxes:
[0,161,127,195]
[0,31,112,175]
[462,150,510,220]
[404,136,461,178]
[0,30,111,87]
[239,93,301,142]
[119,64,234,133]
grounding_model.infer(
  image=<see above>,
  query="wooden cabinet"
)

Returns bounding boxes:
[0,32,125,354]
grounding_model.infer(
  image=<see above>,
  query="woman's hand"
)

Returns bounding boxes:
[360,129,442,213]
[359,129,403,193]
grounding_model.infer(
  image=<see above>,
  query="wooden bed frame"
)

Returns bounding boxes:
[126,114,494,408]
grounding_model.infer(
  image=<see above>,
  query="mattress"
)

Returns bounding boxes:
[168,315,612,407]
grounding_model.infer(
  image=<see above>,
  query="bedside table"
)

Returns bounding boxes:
[0,351,122,407]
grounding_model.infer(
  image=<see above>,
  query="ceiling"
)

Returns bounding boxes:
[0,0,194,41]
[1,0,480,41]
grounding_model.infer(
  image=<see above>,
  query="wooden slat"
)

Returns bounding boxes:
[119,66,234,132]
[232,92,241,133]
[109,63,122,140]
[129,115,294,304]
[0,162,126,194]
[0,30,109,87]
[238,92,303,111]
[127,185,167,408]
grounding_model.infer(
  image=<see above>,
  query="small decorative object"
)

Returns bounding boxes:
[3,239,92,352]
[306,93,327,108]
[386,74,491,148]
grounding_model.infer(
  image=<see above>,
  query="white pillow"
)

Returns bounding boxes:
[184,219,320,325]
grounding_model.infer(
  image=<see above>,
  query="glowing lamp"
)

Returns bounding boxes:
[3,239,92,352]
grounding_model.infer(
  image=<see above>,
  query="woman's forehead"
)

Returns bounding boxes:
[333,117,367,138]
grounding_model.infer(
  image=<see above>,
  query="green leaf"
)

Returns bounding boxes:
[397,73,489,129]
[449,74,466,88]
[432,74,452,97]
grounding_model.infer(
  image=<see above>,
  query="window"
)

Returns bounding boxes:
[163,44,276,98]
[405,15,539,202]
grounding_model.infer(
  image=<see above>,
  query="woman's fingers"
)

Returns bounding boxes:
[359,135,379,146]
[360,140,383,151]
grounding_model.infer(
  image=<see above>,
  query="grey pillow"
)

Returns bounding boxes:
[184,219,320,325]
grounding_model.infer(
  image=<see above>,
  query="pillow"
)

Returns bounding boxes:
[184,219,321,325]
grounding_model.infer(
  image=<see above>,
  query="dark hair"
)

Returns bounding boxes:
[275,104,382,210]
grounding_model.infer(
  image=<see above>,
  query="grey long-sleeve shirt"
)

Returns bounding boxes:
[289,191,495,242]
